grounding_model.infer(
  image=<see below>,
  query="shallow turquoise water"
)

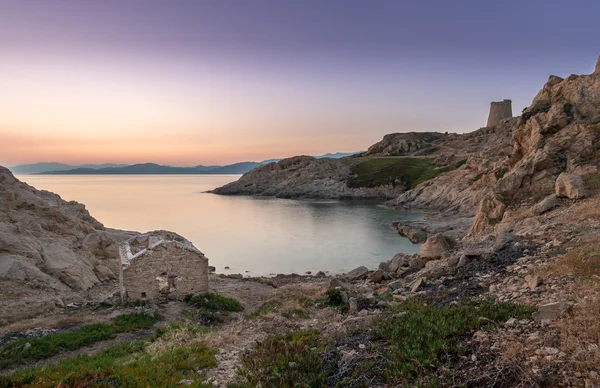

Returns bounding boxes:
[19,175,423,275]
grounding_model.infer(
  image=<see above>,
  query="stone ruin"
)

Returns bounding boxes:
[118,231,209,303]
[486,99,513,127]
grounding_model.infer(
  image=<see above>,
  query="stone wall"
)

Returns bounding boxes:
[487,99,513,127]
[119,231,209,302]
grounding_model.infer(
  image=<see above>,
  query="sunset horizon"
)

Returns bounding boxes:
[2,0,599,167]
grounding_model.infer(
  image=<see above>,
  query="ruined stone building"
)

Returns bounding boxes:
[487,99,513,127]
[118,231,209,302]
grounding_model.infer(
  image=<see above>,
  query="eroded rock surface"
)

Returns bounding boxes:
[0,167,136,325]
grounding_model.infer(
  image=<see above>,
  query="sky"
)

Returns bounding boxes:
[1,0,599,166]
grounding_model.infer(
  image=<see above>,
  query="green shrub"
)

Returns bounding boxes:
[184,293,243,325]
[1,340,216,387]
[373,299,534,384]
[231,330,330,387]
[184,292,243,312]
[0,312,159,368]
[325,288,346,308]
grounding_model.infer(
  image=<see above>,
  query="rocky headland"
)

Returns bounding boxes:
[1,57,600,387]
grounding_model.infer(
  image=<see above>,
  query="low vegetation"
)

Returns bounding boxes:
[324,288,348,310]
[230,329,330,387]
[0,312,159,369]
[248,294,317,320]
[372,299,534,384]
[1,339,216,387]
[347,157,453,190]
[184,292,244,324]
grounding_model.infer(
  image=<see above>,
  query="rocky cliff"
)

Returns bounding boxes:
[0,167,135,324]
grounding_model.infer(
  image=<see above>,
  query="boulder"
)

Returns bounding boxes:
[408,256,424,271]
[388,253,410,272]
[534,301,572,321]
[532,194,559,215]
[387,279,405,292]
[378,261,390,272]
[367,269,384,283]
[410,278,425,292]
[345,266,369,281]
[528,275,543,290]
[393,223,428,243]
[555,173,586,199]
[419,234,451,262]
[457,254,470,268]
[595,55,600,75]
[468,195,506,236]
[329,277,351,291]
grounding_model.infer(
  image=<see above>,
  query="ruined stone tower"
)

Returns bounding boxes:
[486,99,513,127]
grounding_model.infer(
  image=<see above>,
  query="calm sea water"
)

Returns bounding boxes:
[18,175,423,275]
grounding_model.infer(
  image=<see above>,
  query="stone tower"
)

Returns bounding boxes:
[486,99,513,127]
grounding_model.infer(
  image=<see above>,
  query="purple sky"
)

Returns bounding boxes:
[1,0,599,165]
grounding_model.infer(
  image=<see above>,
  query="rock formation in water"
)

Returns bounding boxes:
[211,155,407,199]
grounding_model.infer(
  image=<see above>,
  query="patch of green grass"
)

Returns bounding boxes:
[230,329,330,388]
[0,312,160,369]
[549,248,568,256]
[1,339,216,387]
[184,292,243,312]
[373,299,534,384]
[184,292,243,325]
[347,158,452,190]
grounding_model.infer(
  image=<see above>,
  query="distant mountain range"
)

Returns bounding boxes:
[8,163,129,175]
[9,152,362,175]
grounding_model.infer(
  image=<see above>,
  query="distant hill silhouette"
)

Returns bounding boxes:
[37,163,237,175]
[24,152,363,175]
[9,163,128,175]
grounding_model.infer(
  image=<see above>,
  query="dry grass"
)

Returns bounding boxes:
[557,291,600,381]
[534,235,600,383]
[539,237,600,280]
[0,312,109,335]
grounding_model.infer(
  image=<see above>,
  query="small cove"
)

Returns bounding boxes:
[19,175,423,276]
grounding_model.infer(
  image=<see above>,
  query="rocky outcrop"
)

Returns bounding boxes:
[468,195,506,236]
[364,132,445,156]
[0,167,133,290]
[211,156,405,199]
[419,233,452,262]
[387,122,517,213]
[0,167,139,324]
